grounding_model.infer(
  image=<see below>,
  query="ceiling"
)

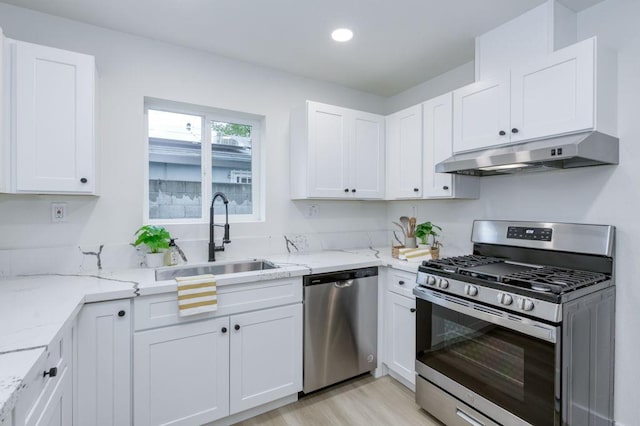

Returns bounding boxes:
[0,0,604,96]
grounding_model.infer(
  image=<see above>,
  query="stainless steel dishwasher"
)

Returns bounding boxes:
[303,266,378,393]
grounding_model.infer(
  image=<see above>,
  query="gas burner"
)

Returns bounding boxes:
[502,267,608,294]
[423,255,504,273]
[531,285,552,292]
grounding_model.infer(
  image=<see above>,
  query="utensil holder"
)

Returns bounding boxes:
[404,237,417,249]
[430,248,440,260]
[391,245,405,258]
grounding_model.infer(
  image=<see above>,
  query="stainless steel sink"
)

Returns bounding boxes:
[155,259,279,281]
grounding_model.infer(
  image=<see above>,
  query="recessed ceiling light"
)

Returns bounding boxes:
[331,28,353,42]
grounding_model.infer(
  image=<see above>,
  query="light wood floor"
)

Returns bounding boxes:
[234,375,443,426]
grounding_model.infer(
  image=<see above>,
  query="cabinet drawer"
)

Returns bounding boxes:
[14,325,73,425]
[387,269,417,298]
[135,278,303,331]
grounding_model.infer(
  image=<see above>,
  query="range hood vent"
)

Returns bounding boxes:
[436,131,619,176]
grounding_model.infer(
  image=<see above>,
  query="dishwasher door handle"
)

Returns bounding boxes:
[334,279,354,288]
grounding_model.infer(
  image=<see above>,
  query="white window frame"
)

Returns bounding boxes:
[144,98,263,224]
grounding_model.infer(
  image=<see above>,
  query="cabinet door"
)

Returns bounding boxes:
[386,104,423,199]
[229,304,302,414]
[306,102,350,198]
[28,365,72,426]
[77,300,132,426]
[14,41,94,193]
[510,38,595,142]
[134,317,230,426]
[423,93,454,198]
[351,112,385,199]
[453,76,510,153]
[384,292,416,386]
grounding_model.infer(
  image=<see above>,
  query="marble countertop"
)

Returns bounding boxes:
[0,246,426,419]
[0,349,45,422]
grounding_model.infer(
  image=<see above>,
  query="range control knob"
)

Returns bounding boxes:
[464,285,478,297]
[438,279,449,289]
[517,298,535,311]
[426,275,437,286]
[497,293,513,305]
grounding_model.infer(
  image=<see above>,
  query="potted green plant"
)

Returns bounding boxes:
[133,225,171,267]
[415,221,443,259]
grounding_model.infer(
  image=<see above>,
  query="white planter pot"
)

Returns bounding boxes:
[145,252,165,268]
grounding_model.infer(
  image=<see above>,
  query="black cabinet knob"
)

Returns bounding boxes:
[221,327,227,334]
[80,177,88,183]
[511,128,519,134]
[443,186,449,190]
[43,367,58,378]
[234,324,240,331]
[499,130,506,136]
[410,308,416,313]
[351,189,356,193]
[413,188,419,192]
[398,280,405,285]
[344,188,349,192]
[118,310,125,317]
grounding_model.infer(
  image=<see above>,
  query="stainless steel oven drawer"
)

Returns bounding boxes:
[416,376,499,426]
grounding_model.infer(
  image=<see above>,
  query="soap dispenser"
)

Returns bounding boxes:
[165,238,180,266]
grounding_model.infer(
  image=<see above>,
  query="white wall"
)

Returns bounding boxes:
[384,61,475,113]
[386,1,640,424]
[0,3,389,252]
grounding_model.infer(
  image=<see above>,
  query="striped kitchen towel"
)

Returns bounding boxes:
[398,248,432,262]
[175,274,217,317]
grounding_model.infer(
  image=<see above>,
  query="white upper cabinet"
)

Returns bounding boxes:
[290,101,384,199]
[3,39,95,194]
[385,104,423,199]
[452,76,510,154]
[305,102,349,198]
[351,112,385,199]
[510,38,595,142]
[453,37,614,154]
[423,93,479,199]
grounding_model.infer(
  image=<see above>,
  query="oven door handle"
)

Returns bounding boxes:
[414,287,558,344]
[456,409,485,426]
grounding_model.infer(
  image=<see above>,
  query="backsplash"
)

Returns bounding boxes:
[0,229,392,277]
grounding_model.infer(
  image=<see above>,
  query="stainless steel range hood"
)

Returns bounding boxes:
[436,131,619,176]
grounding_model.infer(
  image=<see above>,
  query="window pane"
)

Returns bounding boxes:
[148,110,203,219]
[148,110,202,142]
[211,121,253,215]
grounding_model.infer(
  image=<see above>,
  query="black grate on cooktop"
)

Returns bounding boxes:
[423,255,504,272]
[501,267,608,294]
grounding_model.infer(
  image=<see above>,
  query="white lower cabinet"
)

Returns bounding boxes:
[134,317,230,426]
[134,303,303,426]
[229,304,302,414]
[14,322,75,426]
[384,269,416,390]
[76,299,132,426]
[27,365,73,426]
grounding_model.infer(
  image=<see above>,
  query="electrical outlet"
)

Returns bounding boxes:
[51,203,67,223]
[306,204,319,218]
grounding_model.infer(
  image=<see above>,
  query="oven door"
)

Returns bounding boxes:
[414,288,560,426]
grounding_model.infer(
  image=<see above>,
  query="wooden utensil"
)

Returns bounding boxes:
[399,216,410,236]
[408,217,417,237]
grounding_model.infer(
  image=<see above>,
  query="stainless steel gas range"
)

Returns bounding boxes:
[413,220,615,426]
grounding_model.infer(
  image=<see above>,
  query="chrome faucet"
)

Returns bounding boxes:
[209,192,231,262]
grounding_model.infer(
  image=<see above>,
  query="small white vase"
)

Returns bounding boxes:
[145,252,165,268]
